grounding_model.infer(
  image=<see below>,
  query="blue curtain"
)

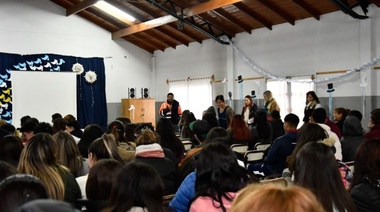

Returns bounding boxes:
[0,52,108,130]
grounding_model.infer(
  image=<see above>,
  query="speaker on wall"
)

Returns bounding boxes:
[128,88,136,98]
[141,88,149,98]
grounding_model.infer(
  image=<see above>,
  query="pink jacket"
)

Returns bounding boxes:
[189,192,236,212]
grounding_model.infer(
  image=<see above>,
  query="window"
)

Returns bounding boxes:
[267,79,314,121]
[169,79,212,119]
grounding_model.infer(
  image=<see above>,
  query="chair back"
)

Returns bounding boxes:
[230,144,248,154]
[254,142,271,151]
[244,150,265,168]
[181,140,193,152]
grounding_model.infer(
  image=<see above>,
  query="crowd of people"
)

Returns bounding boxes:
[0,90,380,212]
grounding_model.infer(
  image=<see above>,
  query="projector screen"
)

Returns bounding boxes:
[11,71,77,128]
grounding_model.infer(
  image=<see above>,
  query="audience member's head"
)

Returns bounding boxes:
[135,128,158,146]
[17,199,79,212]
[51,113,62,122]
[333,107,349,121]
[34,122,53,135]
[18,133,65,200]
[342,115,364,137]
[88,134,124,167]
[52,118,68,134]
[0,161,17,181]
[20,115,31,127]
[115,117,131,125]
[20,120,38,142]
[53,131,84,177]
[86,159,123,201]
[204,127,228,144]
[106,120,126,143]
[104,162,166,212]
[190,120,211,143]
[125,123,137,141]
[348,110,363,121]
[231,183,324,212]
[193,142,254,211]
[311,108,327,124]
[77,124,104,158]
[0,135,24,167]
[284,113,299,130]
[352,138,380,188]
[271,110,281,120]
[370,109,380,127]
[294,142,355,212]
[0,174,48,212]
[1,123,16,134]
[63,114,76,122]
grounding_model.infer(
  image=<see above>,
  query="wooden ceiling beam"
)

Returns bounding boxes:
[112,0,243,39]
[213,8,252,33]
[291,0,320,20]
[257,0,295,25]
[66,0,98,16]
[167,23,204,44]
[157,26,190,46]
[197,13,236,38]
[144,29,178,49]
[233,2,272,30]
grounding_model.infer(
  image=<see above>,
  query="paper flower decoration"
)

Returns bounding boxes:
[84,70,97,84]
[72,63,84,75]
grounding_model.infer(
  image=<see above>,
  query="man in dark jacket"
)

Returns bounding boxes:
[248,113,299,177]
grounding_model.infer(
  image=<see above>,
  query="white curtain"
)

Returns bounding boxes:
[267,79,314,121]
[169,79,212,120]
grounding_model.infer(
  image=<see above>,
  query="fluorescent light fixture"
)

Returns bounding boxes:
[94,1,136,23]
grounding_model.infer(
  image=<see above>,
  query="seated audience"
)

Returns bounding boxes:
[0,174,48,211]
[249,113,299,177]
[54,131,89,177]
[270,110,285,141]
[294,142,355,212]
[334,107,349,134]
[0,135,23,167]
[189,142,254,211]
[0,161,17,181]
[77,124,104,158]
[81,159,123,211]
[34,122,53,135]
[66,120,83,142]
[134,129,176,195]
[18,133,81,206]
[52,118,68,135]
[350,138,380,212]
[51,113,62,122]
[341,114,365,162]
[310,108,342,160]
[364,109,380,139]
[227,114,251,145]
[20,120,38,143]
[249,110,272,150]
[103,162,166,212]
[231,183,324,212]
[106,120,135,162]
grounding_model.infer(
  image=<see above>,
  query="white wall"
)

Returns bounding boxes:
[154,5,380,100]
[0,0,153,104]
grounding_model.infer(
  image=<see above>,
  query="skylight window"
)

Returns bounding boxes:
[94,1,136,23]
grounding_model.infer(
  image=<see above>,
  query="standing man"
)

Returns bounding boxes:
[215,95,234,129]
[159,93,182,133]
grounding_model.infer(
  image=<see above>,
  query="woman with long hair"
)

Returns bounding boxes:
[18,133,81,206]
[294,142,355,212]
[241,95,258,124]
[156,117,185,163]
[350,138,380,211]
[334,107,349,133]
[83,159,123,212]
[190,142,254,212]
[106,120,136,162]
[303,91,321,123]
[227,114,251,145]
[77,134,125,199]
[54,131,88,177]
[77,124,104,158]
[286,123,328,175]
[103,162,166,212]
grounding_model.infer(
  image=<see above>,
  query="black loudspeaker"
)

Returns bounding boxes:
[142,88,149,98]
[129,88,136,98]
[237,75,243,83]
[327,83,335,92]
